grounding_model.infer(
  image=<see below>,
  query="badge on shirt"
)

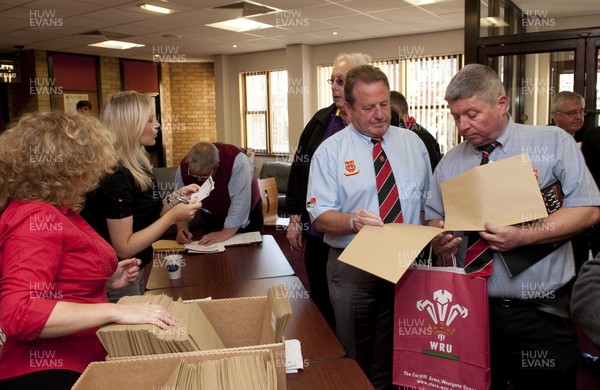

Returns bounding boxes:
[307,197,316,209]
[344,160,360,176]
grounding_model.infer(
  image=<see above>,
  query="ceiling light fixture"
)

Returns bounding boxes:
[404,0,445,6]
[480,16,509,27]
[139,4,173,14]
[88,40,145,50]
[206,18,272,32]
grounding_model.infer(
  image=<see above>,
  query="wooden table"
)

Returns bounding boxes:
[287,358,374,389]
[146,276,346,363]
[146,235,294,290]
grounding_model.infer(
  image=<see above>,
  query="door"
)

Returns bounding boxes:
[479,36,599,129]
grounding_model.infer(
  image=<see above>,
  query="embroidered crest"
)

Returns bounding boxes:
[344,160,360,176]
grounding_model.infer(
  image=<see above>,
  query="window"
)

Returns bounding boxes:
[242,70,289,154]
[317,54,462,154]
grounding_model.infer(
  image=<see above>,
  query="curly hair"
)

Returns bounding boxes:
[0,111,117,213]
[100,91,154,192]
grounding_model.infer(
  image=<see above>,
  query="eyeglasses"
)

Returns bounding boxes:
[327,77,344,86]
[188,167,213,181]
[556,109,585,118]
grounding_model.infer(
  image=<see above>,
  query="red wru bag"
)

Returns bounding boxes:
[393,266,490,390]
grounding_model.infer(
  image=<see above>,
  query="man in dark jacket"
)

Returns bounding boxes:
[286,52,371,329]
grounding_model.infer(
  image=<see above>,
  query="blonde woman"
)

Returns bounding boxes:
[81,91,201,300]
[0,112,176,389]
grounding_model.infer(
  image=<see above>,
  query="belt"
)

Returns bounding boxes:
[489,285,571,320]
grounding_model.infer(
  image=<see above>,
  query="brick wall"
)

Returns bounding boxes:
[159,62,216,166]
[3,52,217,168]
[99,56,121,105]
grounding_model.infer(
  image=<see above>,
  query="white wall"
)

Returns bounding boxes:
[214,29,465,159]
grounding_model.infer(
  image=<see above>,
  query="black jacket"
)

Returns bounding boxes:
[286,104,338,225]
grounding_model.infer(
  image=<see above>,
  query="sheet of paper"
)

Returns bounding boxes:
[339,224,443,283]
[441,153,548,231]
[220,231,262,246]
[184,242,226,253]
[191,176,215,202]
[285,339,304,374]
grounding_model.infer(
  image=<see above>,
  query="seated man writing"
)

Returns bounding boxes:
[175,142,263,245]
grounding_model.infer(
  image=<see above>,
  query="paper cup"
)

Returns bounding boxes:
[165,254,182,279]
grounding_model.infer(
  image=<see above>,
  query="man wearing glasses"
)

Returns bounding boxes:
[174,142,263,245]
[286,52,372,329]
[552,91,587,144]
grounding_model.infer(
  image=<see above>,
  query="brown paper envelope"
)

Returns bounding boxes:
[338,224,443,283]
[152,239,185,252]
[441,153,548,231]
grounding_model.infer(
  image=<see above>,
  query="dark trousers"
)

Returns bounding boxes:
[327,247,394,390]
[304,234,335,329]
[239,201,264,234]
[489,290,579,389]
[0,370,80,390]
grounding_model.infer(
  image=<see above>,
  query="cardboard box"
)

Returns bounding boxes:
[73,348,278,389]
[105,296,287,389]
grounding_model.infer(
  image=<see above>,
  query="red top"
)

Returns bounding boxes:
[0,201,117,380]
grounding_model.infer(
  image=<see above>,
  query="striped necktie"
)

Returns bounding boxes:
[464,141,499,277]
[371,137,403,223]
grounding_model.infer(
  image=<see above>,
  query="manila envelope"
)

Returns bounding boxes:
[338,224,443,283]
[441,153,548,231]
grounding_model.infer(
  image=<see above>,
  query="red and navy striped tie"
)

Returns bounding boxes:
[371,137,403,224]
[464,141,500,277]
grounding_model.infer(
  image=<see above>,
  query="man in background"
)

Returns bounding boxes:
[552,91,587,143]
[390,91,441,170]
[286,52,371,329]
[552,91,596,270]
[76,100,92,115]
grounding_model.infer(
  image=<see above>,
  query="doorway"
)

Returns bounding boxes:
[479,36,600,129]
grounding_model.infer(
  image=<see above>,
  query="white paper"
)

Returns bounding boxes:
[191,176,215,202]
[285,339,304,374]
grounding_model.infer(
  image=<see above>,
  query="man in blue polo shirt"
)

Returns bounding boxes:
[307,65,431,389]
[426,64,600,389]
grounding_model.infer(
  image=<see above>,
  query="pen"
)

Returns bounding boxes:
[174,195,211,214]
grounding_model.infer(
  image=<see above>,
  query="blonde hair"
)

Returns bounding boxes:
[0,111,117,212]
[101,91,154,191]
[333,52,372,68]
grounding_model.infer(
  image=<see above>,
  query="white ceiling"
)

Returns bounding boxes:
[0,0,597,62]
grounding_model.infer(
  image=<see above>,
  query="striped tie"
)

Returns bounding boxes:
[464,142,499,277]
[371,137,403,223]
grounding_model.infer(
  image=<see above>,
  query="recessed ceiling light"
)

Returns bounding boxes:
[88,40,145,50]
[206,18,273,33]
[332,32,338,35]
[139,4,173,14]
[233,44,238,48]
[404,0,445,5]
